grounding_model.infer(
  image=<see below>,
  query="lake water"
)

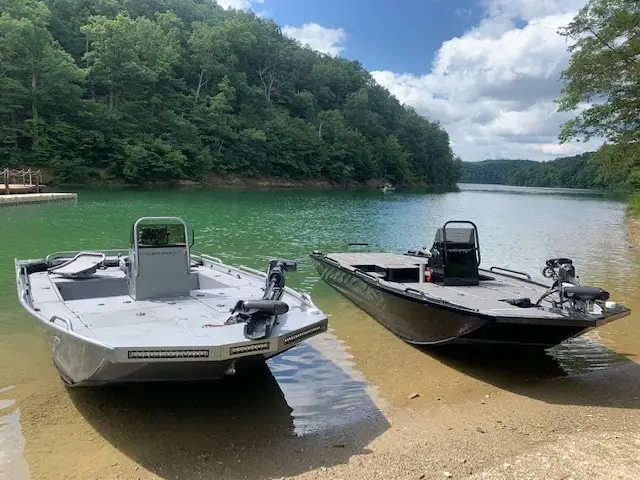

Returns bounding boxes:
[1,184,639,479]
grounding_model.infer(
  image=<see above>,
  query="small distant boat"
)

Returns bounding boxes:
[15,216,328,386]
[380,183,396,193]
[310,220,630,348]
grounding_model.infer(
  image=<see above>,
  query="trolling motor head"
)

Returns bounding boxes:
[223,259,297,340]
[539,257,610,311]
[542,258,574,282]
[266,259,297,290]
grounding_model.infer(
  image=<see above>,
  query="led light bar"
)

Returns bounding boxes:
[229,342,271,355]
[128,349,210,359]
[284,325,323,345]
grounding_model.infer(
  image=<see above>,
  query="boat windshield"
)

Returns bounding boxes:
[130,220,188,248]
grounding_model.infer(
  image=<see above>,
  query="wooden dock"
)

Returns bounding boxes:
[3,168,44,194]
[0,192,77,207]
[1,168,77,206]
[1,183,43,194]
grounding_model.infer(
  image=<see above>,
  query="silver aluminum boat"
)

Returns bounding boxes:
[15,217,328,386]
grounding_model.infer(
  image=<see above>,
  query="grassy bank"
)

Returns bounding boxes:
[627,193,640,218]
[627,193,640,248]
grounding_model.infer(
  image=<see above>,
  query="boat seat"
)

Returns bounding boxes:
[48,252,106,279]
[126,221,196,300]
[428,227,480,286]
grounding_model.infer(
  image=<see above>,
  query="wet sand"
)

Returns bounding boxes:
[2,285,640,480]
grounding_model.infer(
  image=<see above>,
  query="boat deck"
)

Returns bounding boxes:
[26,264,314,347]
[323,252,562,319]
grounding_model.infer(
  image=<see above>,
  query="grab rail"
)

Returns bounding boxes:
[50,315,73,331]
[323,257,341,267]
[237,264,268,278]
[132,217,191,277]
[404,287,425,297]
[199,254,224,264]
[442,220,481,267]
[355,270,379,282]
[489,266,531,280]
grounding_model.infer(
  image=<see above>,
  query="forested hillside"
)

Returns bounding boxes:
[460,159,538,185]
[461,153,602,189]
[0,0,461,186]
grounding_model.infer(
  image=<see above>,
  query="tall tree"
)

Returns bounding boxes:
[556,0,640,189]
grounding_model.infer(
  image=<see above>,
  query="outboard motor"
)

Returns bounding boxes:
[226,259,297,340]
[539,257,609,312]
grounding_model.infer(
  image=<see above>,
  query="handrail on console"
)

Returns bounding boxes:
[489,266,532,280]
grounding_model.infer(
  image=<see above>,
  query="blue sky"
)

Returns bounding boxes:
[219,0,599,162]
[259,0,482,75]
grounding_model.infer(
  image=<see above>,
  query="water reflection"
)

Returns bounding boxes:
[68,334,389,480]
[422,340,640,409]
[0,387,30,480]
[268,331,385,436]
[548,333,633,375]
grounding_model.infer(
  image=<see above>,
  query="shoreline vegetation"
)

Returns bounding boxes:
[460,153,601,190]
[0,0,461,190]
[39,169,458,191]
[627,193,640,248]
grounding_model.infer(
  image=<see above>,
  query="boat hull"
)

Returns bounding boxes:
[39,320,304,387]
[311,257,598,348]
[15,219,330,387]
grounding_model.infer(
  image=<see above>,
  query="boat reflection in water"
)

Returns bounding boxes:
[68,329,389,480]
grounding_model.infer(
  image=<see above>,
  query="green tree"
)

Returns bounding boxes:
[556,0,640,189]
[0,0,462,188]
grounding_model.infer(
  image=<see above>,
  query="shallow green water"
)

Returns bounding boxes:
[2,184,639,346]
[1,185,640,479]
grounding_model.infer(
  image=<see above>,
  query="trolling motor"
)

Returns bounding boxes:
[226,259,297,340]
[537,257,609,312]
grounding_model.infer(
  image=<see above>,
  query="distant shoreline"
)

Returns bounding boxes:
[45,175,459,193]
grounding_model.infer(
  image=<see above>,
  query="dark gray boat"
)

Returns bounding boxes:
[310,220,631,348]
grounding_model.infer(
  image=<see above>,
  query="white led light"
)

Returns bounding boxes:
[128,349,209,359]
[284,325,323,345]
[229,342,271,355]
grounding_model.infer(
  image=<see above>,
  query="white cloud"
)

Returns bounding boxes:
[215,0,253,10]
[282,23,347,57]
[484,0,587,21]
[454,8,472,18]
[372,0,599,161]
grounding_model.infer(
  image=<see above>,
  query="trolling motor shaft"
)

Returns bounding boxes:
[226,259,297,340]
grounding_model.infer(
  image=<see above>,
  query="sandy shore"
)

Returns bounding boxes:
[3,296,639,480]
[6,356,638,480]
[285,362,640,480]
